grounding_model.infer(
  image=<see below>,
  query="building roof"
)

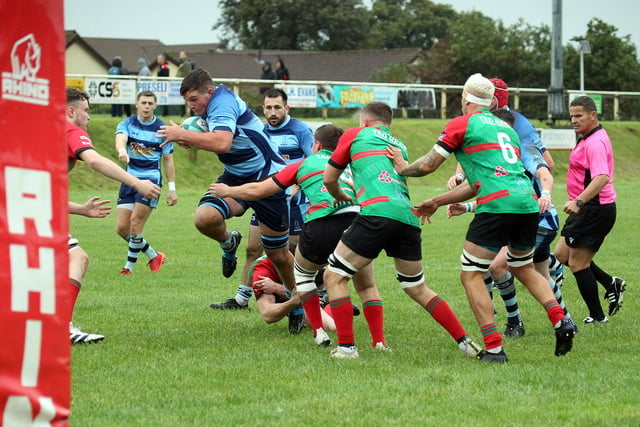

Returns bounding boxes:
[66,31,178,73]
[65,32,421,81]
[189,48,421,82]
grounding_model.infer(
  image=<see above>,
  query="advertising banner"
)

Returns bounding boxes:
[137,80,184,105]
[317,85,399,108]
[84,77,137,105]
[1,0,70,425]
[278,85,318,108]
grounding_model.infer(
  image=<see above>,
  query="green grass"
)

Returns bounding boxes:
[68,116,640,426]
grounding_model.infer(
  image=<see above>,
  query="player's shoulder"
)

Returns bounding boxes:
[66,122,92,143]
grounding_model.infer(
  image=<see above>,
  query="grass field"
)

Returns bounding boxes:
[68,116,639,426]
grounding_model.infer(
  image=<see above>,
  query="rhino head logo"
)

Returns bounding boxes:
[11,34,41,81]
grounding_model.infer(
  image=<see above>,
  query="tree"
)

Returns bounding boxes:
[215,0,370,50]
[367,0,456,50]
[564,18,640,92]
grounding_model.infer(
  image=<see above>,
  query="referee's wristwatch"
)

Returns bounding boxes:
[576,199,585,207]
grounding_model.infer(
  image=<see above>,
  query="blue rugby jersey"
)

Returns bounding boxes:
[203,84,285,181]
[115,115,173,184]
[264,116,313,165]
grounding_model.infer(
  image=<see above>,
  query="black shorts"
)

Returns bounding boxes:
[561,203,616,252]
[340,215,421,261]
[466,212,539,252]
[298,213,357,265]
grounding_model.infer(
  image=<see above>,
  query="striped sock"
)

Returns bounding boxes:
[426,295,467,342]
[329,296,355,346]
[301,290,324,332]
[543,299,565,326]
[363,299,385,347]
[480,322,502,351]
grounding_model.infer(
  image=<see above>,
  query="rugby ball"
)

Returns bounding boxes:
[181,116,208,132]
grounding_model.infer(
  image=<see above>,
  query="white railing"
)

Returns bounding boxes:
[66,74,640,120]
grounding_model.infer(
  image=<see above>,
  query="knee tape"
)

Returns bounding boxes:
[294,261,318,293]
[327,252,357,279]
[261,233,289,250]
[506,248,534,268]
[199,194,231,219]
[460,250,492,272]
[396,271,424,289]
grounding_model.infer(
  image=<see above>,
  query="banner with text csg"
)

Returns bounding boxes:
[1,0,70,425]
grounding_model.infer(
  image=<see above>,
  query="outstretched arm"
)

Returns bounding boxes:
[79,149,160,199]
[69,196,111,218]
[387,146,447,177]
[414,181,476,224]
[209,178,282,201]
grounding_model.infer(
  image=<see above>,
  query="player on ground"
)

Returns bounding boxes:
[115,90,177,275]
[210,125,385,347]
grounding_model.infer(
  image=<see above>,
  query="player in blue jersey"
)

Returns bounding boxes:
[115,90,177,275]
[210,88,314,316]
[157,68,296,297]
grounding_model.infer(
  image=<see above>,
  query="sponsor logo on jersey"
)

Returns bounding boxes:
[2,33,50,105]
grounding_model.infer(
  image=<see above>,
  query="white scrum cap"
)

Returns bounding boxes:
[463,73,495,106]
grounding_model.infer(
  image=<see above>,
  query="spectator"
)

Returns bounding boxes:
[176,51,193,115]
[108,56,123,117]
[176,51,193,78]
[119,59,132,116]
[137,57,151,76]
[259,61,276,94]
[156,53,170,116]
[275,58,290,80]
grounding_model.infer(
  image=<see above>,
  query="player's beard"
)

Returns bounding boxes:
[268,116,283,126]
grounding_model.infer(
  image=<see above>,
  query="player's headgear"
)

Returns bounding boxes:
[490,78,509,108]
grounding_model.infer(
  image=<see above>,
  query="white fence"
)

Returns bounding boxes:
[66,74,640,121]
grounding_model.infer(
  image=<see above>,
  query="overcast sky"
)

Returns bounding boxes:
[64,0,639,51]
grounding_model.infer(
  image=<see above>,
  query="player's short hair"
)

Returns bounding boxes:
[314,124,344,151]
[137,90,157,102]
[180,68,214,96]
[570,95,598,113]
[362,102,393,126]
[67,87,90,107]
[463,73,494,106]
[492,109,515,127]
[263,88,288,104]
